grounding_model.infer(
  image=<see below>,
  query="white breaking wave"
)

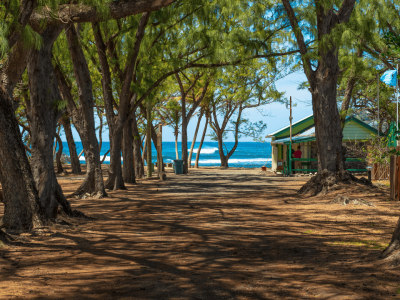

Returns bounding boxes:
[81,157,271,164]
[193,147,218,154]
[79,156,112,162]
[193,158,271,164]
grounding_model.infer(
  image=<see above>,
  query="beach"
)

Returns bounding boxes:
[0,167,398,299]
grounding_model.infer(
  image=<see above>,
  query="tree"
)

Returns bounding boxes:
[157,97,182,160]
[27,24,73,219]
[60,114,81,174]
[0,0,45,230]
[54,23,107,198]
[208,64,283,167]
[188,109,204,168]
[0,0,176,230]
[175,72,211,173]
[195,110,209,168]
[280,0,359,193]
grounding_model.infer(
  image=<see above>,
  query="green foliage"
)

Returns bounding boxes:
[350,134,394,165]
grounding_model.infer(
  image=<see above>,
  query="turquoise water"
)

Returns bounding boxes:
[62,141,272,168]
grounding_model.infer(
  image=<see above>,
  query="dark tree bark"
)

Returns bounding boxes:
[132,112,144,178]
[92,23,125,190]
[29,0,175,29]
[175,73,210,174]
[0,0,50,231]
[60,114,81,174]
[0,87,43,230]
[381,217,400,266]
[281,0,357,194]
[8,0,38,49]
[56,23,107,198]
[211,105,242,168]
[92,13,150,190]
[188,110,203,168]
[195,114,209,168]
[55,132,64,174]
[122,118,136,183]
[27,25,72,219]
[0,40,29,101]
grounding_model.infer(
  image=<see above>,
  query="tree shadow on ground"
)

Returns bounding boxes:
[0,169,399,299]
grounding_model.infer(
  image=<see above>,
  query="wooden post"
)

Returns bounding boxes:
[157,123,164,180]
[390,155,397,200]
[372,163,376,181]
[289,96,293,175]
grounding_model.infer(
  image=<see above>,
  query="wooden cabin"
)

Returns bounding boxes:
[266,115,381,173]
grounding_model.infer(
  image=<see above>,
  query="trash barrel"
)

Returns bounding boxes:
[173,159,184,174]
[148,162,154,172]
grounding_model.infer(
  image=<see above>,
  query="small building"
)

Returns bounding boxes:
[266,115,382,173]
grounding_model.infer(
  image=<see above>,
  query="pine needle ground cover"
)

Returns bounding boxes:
[0,167,399,299]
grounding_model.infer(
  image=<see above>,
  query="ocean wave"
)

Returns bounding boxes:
[80,156,112,162]
[194,158,271,164]
[193,147,218,154]
[81,157,272,164]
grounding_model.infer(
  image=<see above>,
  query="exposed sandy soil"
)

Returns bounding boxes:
[0,167,400,300]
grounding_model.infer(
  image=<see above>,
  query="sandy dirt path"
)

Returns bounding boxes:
[0,168,399,299]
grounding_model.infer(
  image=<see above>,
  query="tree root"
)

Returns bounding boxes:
[298,169,372,196]
[328,194,375,207]
[379,217,400,267]
[0,229,17,246]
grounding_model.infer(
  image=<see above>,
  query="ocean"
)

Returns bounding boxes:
[61,141,272,169]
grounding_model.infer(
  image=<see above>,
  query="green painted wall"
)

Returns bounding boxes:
[342,120,375,141]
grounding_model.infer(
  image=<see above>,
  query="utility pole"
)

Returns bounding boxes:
[377,73,380,137]
[157,122,164,180]
[289,96,293,175]
[147,99,152,178]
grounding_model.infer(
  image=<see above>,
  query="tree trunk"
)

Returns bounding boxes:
[92,22,126,190]
[195,115,208,168]
[224,106,243,166]
[216,132,229,168]
[142,134,147,164]
[55,132,64,174]
[380,217,400,266]
[62,23,107,197]
[106,129,126,189]
[181,99,189,174]
[27,25,72,219]
[132,113,144,179]
[122,118,135,183]
[147,100,153,178]
[188,111,203,168]
[311,68,344,173]
[101,150,110,164]
[0,39,29,101]
[60,115,81,173]
[0,87,43,230]
[280,1,359,195]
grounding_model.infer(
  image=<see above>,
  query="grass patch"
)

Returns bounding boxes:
[328,239,388,250]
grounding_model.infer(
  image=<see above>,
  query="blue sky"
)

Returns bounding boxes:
[62,71,313,143]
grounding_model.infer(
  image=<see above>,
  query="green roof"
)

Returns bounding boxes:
[266,115,314,140]
[269,115,383,145]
